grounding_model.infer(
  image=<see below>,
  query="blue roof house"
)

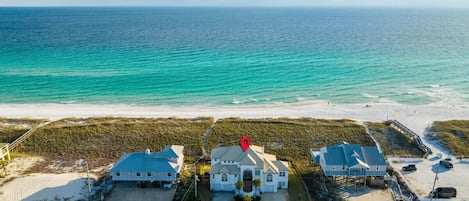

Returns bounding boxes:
[310,141,386,177]
[110,145,184,182]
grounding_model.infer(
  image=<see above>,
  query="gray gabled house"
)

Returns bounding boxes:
[310,141,386,177]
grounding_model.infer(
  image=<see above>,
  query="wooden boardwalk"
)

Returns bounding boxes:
[8,121,51,151]
[386,120,432,155]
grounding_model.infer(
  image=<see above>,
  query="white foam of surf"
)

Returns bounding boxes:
[362,93,380,99]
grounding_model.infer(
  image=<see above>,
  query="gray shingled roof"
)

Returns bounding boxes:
[210,163,240,174]
[210,145,288,174]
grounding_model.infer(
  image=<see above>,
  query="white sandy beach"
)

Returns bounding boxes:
[1,102,469,200]
[2,101,468,130]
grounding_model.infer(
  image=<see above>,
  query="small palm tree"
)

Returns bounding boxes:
[253,178,262,197]
[235,180,244,195]
[243,194,252,201]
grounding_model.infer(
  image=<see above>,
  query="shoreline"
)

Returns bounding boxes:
[1,102,468,135]
[1,101,468,121]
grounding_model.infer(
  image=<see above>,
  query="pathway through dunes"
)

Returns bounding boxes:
[9,121,51,151]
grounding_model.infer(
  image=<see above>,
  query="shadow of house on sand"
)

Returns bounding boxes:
[23,178,89,201]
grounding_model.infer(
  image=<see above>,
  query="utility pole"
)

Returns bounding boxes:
[85,161,91,199]
[194,164,198,200]
[430,166,439,201]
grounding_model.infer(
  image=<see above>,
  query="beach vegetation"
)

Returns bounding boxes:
[366,122,425,157]
[430,120,469,157]
[0,118,46,143]
[208,117,375,161]
[15,117,213,167]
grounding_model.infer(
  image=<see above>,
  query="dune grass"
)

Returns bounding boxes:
[366,122,425,158]
[0,128,29,144]
[0,118,46,126]
[0,118,46,143]
[431,120,469,157]
[15,117,213,167]
[208,118,375,161]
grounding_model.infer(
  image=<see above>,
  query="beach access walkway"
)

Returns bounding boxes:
[8,121,51,151]
[386,120,433,155]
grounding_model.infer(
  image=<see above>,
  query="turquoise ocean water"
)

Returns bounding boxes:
[0,7,468,106]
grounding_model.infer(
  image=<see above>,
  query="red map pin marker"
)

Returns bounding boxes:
[240,136,251,152]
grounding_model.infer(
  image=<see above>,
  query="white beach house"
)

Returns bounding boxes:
[310,141,386,177]
[209,145,288,195]
[110,145,184,182]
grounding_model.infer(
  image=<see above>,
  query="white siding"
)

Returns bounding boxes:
[262,173,278,192]
[278,171,288,189]
[210,173,236,192]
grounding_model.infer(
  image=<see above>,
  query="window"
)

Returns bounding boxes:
[147,172,152,177]
[279,182,285,187]
[168,173,172,177]
[222,174,228,182]
[212,174,215,179]
[255,170,260,176]
[136,172,141,176]
[267,174,273,182]
[279,172,285,177]
[116,172,120,176]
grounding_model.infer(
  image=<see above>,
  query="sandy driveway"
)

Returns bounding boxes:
[389,157,469,200]
[106,181,177,201]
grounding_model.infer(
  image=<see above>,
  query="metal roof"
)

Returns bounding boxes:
[110,145,184,173]
[322,141,386,167]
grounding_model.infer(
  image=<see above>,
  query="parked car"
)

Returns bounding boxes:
[430,187,457,198]
[402,164,417,171]
[163,182,172,189]
[440,160,454,168]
